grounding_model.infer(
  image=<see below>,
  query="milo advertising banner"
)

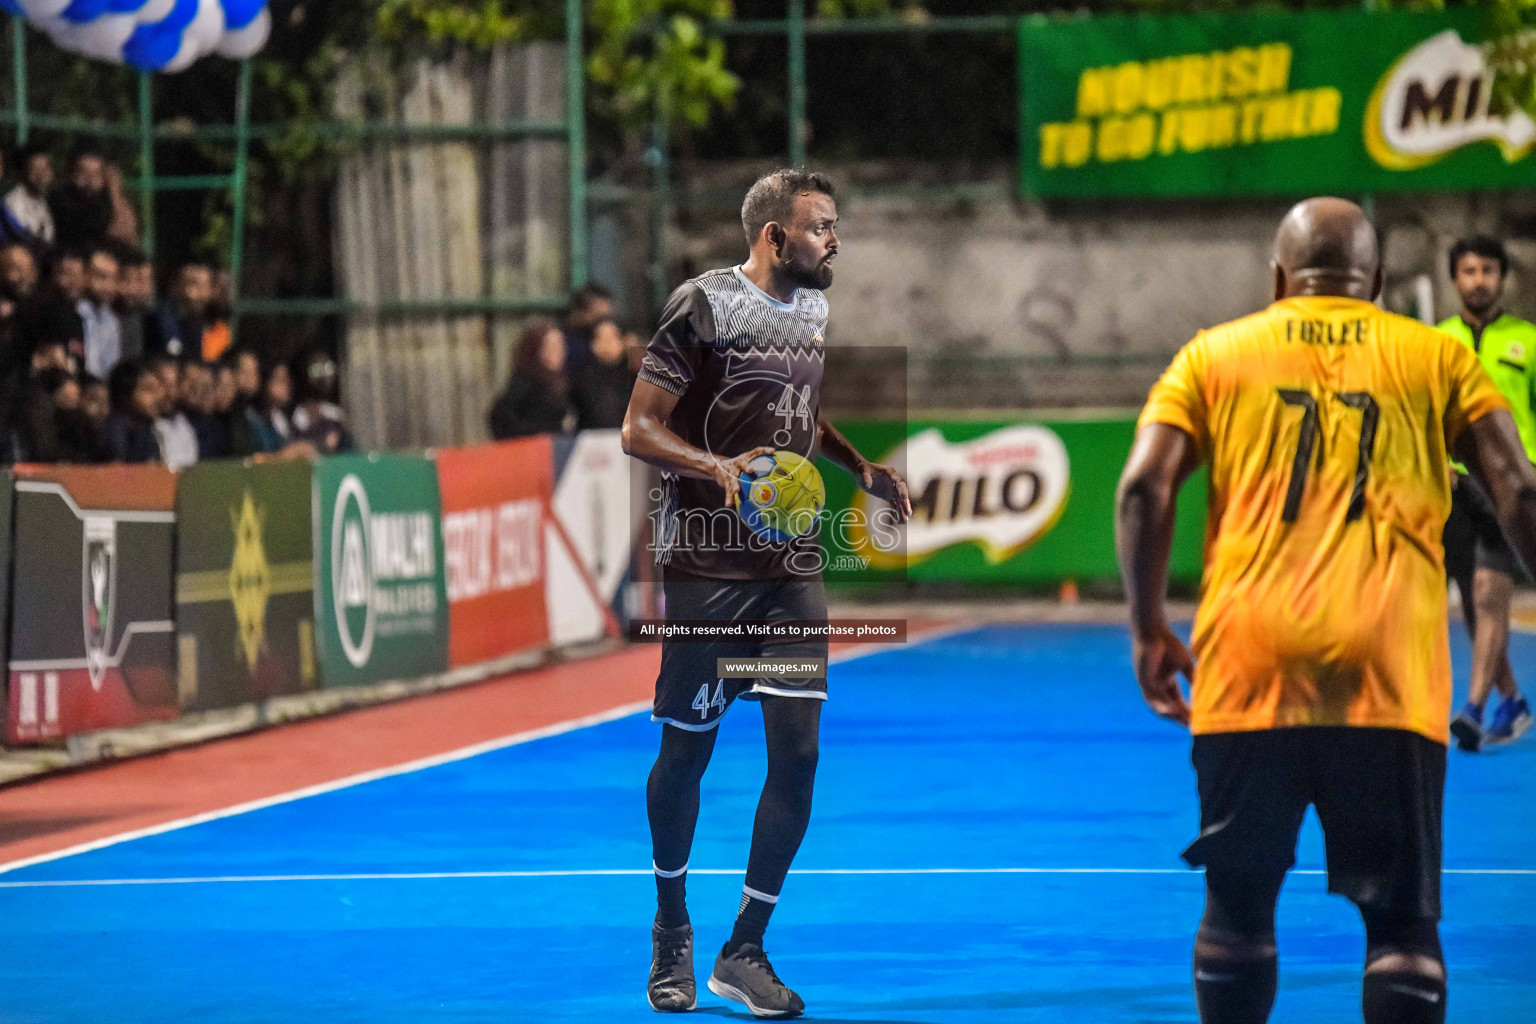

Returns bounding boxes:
[176,459,317,712]
[1020,8,1535,198]
[314,453,449,688]
[822,416,1206,586]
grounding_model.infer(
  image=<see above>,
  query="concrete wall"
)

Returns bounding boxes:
[641,161,1536,411]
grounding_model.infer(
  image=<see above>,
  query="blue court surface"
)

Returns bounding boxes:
[1,622,1532,1023]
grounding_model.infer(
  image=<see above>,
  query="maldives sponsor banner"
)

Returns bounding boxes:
[436,438,552,668]
[6,466,178,745]
[176,459,318,711]
[1020,8,1534,199]
[314,453,448,688]
[823,417,1206,585]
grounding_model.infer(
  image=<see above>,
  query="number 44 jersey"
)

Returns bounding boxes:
[1140,295,1508,745]
[638,266,827,581]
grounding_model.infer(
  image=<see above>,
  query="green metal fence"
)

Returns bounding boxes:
[3,0,588,344]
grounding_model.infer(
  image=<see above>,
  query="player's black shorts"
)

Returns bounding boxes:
[1183,726,1445,920]
[652,570,828,732]
[1444,473,1521,580]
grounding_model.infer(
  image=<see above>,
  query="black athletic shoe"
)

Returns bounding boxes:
[1450,706,1484,752]
[707,942,804,1019]
[648,923,697,1012]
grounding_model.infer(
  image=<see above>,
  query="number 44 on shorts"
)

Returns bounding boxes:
[692,681,727,720]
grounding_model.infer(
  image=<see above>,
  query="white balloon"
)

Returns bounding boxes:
[16,0,72,19]
[160,0,222,72]
[160,33,200,72]
[181,0,223,53]
[215,5,266,59]
[50,13,137,62]
[134,0,177,24]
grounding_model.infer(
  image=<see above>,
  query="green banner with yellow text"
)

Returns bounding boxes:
[1020,8,1535,198]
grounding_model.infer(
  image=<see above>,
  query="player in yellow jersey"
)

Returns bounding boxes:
[1116,198,1536,1024]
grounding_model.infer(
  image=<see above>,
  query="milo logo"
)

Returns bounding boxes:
[1367,28,1536,170]
[850,425,1072,569]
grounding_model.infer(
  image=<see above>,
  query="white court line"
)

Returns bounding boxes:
[0,621,974,878]
[0,867,1532,889]
[0,701,648,878]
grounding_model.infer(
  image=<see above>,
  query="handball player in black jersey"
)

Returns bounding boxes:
[622,169,911,1018]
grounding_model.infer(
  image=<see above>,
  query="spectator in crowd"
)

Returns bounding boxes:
[0,244,38,375]
[18,251,86,364]
[144,351,180,411]
[0,242,37,308]
[152,359,199,469]
[224,346,267,455]
[51,151,113,253]
[57,374,105,463]
[623,324,646,375]
[213,358,238,415]
[259,360,294,441]
[179,359,228,461]
[489,319,572,439]
[229,346,261,403]
[103,360,163,464]
[10,365,77,463]
[78,246,121,379]
[201,268,233,361]
[290,349,351,454]
[1,146,55,254]
[146,263,212,357]
[113,244,153,363]
[573,317,635,430]
[78,373,110,444]
[563,282,614,377]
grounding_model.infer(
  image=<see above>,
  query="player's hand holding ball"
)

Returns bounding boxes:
[736,451,827,542]
[712,446,777,509]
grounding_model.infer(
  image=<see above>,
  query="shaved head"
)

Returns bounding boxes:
[1273,197,1381,301]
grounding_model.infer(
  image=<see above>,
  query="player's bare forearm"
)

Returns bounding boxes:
[1116,423,1199,725]
[1116,424,1199,638]
[1461,411,1536,575]
[622,379,728,482]
[623,379,775,507]
[816,415,868,478]
[819,413,913,521]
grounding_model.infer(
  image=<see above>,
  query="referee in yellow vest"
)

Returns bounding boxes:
[1440,235,1536,750]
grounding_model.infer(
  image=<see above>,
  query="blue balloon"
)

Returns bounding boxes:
[123,0,196,70]
[0,0,22,15]
[149,0,196,32]
[60,0,110,23]
[220,0,263,31]
[105,0,148,11]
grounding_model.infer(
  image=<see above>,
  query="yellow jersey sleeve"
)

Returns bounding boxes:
[1443,335,1511,451]
[1138,335,1209,451]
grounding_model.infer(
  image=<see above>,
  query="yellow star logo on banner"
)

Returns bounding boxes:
[228,491,272,674]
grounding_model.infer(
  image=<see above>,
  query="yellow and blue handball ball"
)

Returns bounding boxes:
[737,451,826,542]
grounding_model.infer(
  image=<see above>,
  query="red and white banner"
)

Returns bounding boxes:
[436,439,553,669]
